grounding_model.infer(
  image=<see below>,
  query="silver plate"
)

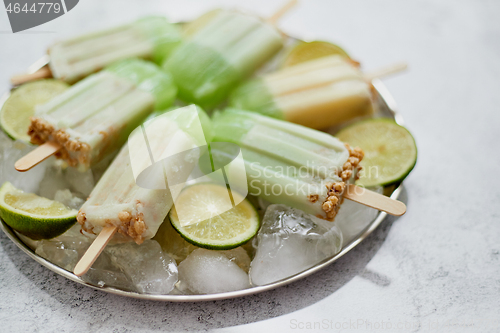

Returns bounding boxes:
[0,55,404,302]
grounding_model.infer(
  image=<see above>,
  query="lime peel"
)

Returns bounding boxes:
[0,80,69,142]
[169,183,260,250]
[0,182,77,240]
[336,118,417,187]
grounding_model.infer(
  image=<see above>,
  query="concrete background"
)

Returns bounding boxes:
[1,0,499,332]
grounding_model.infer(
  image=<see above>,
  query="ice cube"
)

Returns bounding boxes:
[0,130,12,150]
[82,251,136,292]
[222,247,251,273]
[0,134,50,193]
[153,220,252,273]
[177,248,251,294]
[153,219,198,263]
[54,189,85,210]
[334,201,379,245]
[64,167,94,197]
[38,162,71,199]
[52,223,85,240]
[35,225,91,271]
[16,232,39,250]
[106,240,178,295]
[334,186,382,245]
[36,241,80,271]
[249,204,343,286]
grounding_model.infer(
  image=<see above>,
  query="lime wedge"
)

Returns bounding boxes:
[336,118,417,187]
[0,80,69,142]
[282,41,351,68]
[0,182,77,240]
[169,183,259,250]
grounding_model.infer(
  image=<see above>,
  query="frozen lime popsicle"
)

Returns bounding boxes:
[28,59,177,171]
[77,105,213,244]
[49,16,182,83]
[211,108,364,220]
[164,10,284,108]
[229,55,374,129]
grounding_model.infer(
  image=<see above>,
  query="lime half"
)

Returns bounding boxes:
[0,182,77,240]
[169,183,260,250]
[336,118,417,187]
[282,41,351,68]
[0,80,69,141]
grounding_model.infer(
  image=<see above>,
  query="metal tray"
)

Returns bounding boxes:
[0,54,404,302]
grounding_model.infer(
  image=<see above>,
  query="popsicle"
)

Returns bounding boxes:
[163,10,284,108]
[211,108,406,220]
[229,55,374,129]
[74,105,212,276]
[21,59,177,172]
[11,16,181,85]
[77,105,213,244]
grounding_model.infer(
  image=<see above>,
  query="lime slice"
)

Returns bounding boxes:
[169,183,260,250]
[336,118,417,187]
[282,41,351,68]
[0,182,77,240]
[0,80,69,141]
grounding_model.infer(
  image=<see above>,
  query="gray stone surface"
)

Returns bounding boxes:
[1,0,499,332]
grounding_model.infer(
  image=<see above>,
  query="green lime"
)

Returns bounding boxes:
[282,41,352,68]
[169,183,260,250]
[0,80,69,142]
[0,182,77,240]
[336,118,417,187]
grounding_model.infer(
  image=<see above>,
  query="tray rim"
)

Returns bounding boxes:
[0,55,404,302]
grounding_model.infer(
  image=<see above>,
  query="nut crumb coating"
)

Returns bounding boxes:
[77,207,148,244]
[321,144,364,220]
[28,117,91,168]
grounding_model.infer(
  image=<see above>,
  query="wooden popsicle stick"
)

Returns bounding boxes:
[267,0,298,25]
[10,66,52,86]
[14,141,61,172]
[344,184,406,216]
[74,226,117,277]
[364,62,408,82]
